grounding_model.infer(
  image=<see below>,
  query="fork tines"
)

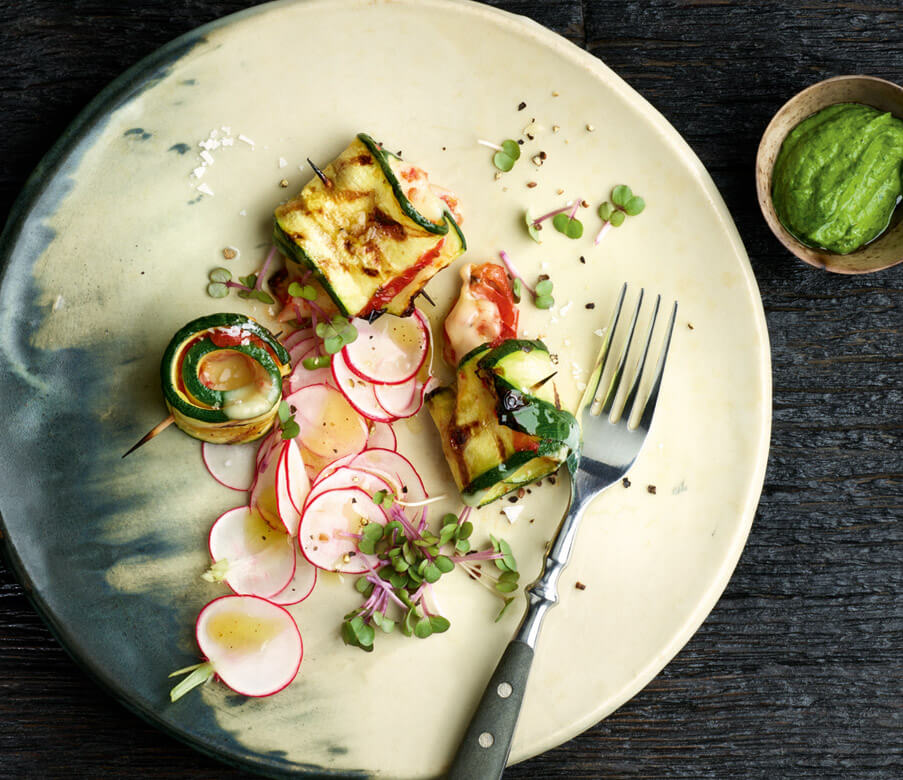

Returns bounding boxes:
[582,284,678,430]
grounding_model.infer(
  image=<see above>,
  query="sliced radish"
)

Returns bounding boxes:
[207,505,296,598]
[268,556,317,606]
[284,383,369,460]
[343,311,429,385]
[202,441,258,492]
[281,327,314,351]
[298,486,387,573]
[349,448,428,503]
[331,351,394,423]
[367,421,397,451]
[275,439,309,536]
[289,338,319,367]
[169,595,303,701]
[374,377,424,419]
[285,351,334,393]
[250,439,287,527]
[304,465,394,511]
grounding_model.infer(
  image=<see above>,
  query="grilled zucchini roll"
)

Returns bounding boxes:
[427,340,580,507]
[273,133,465,318]
[161,313,291,444]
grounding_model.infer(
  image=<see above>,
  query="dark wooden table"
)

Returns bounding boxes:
[1,1,900,778]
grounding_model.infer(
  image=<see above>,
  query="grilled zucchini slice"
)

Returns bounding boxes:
[161,313,291,444]
[426,341,579,506]
[273,133,465,318]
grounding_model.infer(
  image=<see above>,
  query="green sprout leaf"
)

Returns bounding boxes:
[435,555,455,574]
[288,281,318,300]
[316,315,358,354]
[524,210,542,243]
[429,615,451,634]
[511,277,523,304]
[533,276,555,310]
[610,210,626,227]
[207,282,228,298]
[611,184,633,208]
[552,213,584,239]
[209,267,232,283]
[457,521,474,540]
[414,616,433,639]
[624,195,646,216]
[373,490,394,508]
[495,597,516,623]
[277,401,300,440]
[598,202,615,221]
[492,139,521,172]
[302,355,331,370]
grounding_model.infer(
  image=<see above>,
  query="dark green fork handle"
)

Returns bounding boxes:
[445,640,534,780]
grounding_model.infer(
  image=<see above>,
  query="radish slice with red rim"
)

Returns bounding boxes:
[202,441,258,492]
[281,327,314,351]
[367,421,397,451]
[284,383,369,459]
[298,486,387,573]
[285,352,334,393]
[374,377,424,419]
[342,311,429,385]
[349,448,428,503]
[275,439,308,536]
[250,439,287,527]
[268,556,317,606]
[289,338,320,368]
[304,465,393,511]
[331,351,394,423]
[169,595,303,700]
[207,506,296,598]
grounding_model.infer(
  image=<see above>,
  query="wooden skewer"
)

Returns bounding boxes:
[122,414,175,458]
[306,158,333,188]
[528,372,557,393]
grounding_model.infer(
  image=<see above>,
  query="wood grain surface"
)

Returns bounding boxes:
[0,1,900,778]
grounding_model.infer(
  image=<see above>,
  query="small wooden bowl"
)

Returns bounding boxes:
[756,75,903,274]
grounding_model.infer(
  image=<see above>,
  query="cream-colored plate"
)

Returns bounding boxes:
[0,1,770,776]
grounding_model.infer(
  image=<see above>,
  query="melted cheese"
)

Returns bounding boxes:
[443,264,502,365]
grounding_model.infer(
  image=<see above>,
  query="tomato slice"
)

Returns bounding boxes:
[467,263,519,344]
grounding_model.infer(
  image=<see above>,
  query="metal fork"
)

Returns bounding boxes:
[447,284,678,780]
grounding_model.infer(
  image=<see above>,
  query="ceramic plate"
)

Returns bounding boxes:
[0,0,770,776]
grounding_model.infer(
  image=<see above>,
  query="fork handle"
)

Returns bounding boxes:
[445,639,534,780]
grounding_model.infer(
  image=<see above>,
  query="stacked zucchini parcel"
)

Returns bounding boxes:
[427,340,580,506]
[274,133,465,318]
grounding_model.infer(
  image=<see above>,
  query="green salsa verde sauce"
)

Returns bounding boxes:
[772,103,903,254]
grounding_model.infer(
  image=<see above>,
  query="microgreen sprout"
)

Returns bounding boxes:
[301,355,331,370]
[552,198,584,239]
[341,505,519,651]
[288,281,318,301]
[277,401,300,440]
[315,315,358,354]
[595,184,645,244]
[479,139,521,172]
[534,275,554,309]
[207,267,232,298]
[523,200,576,244]
[499,251,554,310]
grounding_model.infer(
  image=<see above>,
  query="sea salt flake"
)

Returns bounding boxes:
[502,506,524,524]
[221,137,234,147]
[221,125,232,134]
[200,150,215,165]
[594,328,605,338]
[278,157,288,168]
[559,301,573,316]
[192,166,206,179]
[52,294,63,312]
[238,134,255,147]
[196,182,214,196]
